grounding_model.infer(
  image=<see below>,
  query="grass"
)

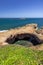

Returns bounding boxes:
[15,40,33,47]
[0,43,43,65]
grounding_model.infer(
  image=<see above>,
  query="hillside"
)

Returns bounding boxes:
[0,24,43,65]
[0,44,43,65]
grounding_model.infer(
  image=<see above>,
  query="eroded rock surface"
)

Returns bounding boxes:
[0,23,43,46]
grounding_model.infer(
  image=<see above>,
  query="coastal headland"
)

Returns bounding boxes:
[0,23,43,46]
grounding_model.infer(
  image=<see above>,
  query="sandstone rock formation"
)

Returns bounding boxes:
[0,23,43,46]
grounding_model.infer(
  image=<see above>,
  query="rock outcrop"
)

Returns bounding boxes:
[0,23,43,46]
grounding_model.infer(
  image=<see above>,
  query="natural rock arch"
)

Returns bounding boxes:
[5,33,41,45]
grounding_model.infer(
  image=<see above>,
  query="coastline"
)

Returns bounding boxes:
[0,23,43,46]
[0,30,8,32]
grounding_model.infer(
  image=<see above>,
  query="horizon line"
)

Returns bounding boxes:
[0,17,43,18]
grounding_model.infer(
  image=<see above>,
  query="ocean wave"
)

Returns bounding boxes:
[0,30,8,32]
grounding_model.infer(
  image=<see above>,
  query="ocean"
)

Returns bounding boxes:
[0,18,43,32]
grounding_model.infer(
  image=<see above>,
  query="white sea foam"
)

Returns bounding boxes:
[0,30,8,32]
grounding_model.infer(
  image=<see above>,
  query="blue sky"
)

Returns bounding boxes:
[0,0,43,18]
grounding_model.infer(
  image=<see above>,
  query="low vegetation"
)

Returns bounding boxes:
[0,41,43,65]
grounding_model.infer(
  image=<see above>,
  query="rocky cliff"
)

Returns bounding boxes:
[0,23,43,46]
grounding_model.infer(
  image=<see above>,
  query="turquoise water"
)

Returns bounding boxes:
[0,18,43,30]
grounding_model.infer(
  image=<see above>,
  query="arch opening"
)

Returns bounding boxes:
[5,33,41,46]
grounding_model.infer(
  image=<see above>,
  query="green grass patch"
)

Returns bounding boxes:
[15,40,33,47]
[0,44,43,65]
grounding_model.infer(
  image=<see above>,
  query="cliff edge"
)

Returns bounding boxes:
[0,23,43,46]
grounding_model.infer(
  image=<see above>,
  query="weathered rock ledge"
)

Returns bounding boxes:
[0,23,43,46]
